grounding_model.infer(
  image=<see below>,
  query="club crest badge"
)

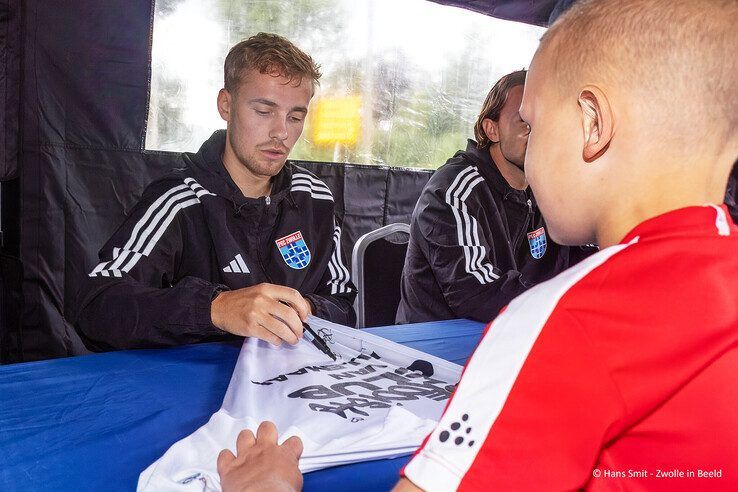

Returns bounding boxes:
[527,227,547,259]
[276,231,311,269]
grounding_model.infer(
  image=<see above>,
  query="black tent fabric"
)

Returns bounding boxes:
[0,251,22,363]
[0,0,20,181]
[17,0,160,359]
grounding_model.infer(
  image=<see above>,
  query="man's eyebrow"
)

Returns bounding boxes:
[249,98,307,113]
[249,98,278,107]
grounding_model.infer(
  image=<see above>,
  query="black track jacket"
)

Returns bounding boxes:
[396,140,592,324]
[74,131,355,350]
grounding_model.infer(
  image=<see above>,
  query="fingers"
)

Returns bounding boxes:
[259,314,298,345]
[272,302,304,342]
[256,421,279,443]
[281,435,304,460]
[250,324,284,346]
[217,449,235,474]
[236,428,256,453]
[265,284,311,321]
[291,296,311,321]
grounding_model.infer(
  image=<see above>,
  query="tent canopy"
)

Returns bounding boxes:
[429,0,562,26]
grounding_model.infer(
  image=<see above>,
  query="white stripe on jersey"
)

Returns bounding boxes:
[327,223,352,294]
[444,166,498,284]
[403,242,634,491]
[291,172,334,201]
[709,204,731,236]
[88,178,215,277]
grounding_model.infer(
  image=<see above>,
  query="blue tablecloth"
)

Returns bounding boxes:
[0,319,484,491]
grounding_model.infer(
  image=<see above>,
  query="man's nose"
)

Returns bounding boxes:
[270,117,288,141]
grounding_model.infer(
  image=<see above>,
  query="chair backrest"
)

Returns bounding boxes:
[351,223,411,329]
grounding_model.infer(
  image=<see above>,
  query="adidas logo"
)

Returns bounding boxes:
[223,254,250,274]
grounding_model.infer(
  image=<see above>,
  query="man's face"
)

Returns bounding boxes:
[520,54,596,245]
[221,69,313,178]
[494,84,530,169]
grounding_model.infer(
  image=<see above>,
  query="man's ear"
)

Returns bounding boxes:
[481,118,500,144]
[217,88,232,122]
[578,86,614,162]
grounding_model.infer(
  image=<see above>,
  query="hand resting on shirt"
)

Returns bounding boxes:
[218,421,304,492]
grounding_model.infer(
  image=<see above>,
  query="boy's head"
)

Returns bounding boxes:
[520,0,738,246]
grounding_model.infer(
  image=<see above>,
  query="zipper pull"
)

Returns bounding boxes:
[265,196,271,205]
[527,199,532,213]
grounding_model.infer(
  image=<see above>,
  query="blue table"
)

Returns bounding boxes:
[0,320,484,491]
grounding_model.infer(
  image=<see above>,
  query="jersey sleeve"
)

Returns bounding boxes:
[403,278,626,491]
[304,219,357,326]
[71,178,228,350]
[417,178,531,322]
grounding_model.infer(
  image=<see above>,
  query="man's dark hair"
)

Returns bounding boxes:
[474,70,527,150]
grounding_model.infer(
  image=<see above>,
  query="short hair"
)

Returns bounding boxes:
[224,32,322,93]
[540,0,738,147]
[474,70,527,150]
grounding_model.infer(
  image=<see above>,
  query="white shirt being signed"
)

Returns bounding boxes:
[138,317,461,491]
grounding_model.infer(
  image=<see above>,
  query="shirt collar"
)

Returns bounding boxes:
[620,204,735,244]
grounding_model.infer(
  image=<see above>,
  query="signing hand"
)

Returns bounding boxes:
[218,422,304,492]
[211,283,312,345]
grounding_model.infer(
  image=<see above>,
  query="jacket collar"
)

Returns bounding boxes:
[185,130,295,207]
[462,139,530,203]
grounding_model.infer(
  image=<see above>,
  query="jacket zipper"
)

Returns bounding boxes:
[256,197,274,283]
[511,199,534,254]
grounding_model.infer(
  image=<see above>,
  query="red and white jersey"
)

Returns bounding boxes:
[404,205,738,491]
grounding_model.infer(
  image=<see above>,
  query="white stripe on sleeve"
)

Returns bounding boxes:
[291,173,334,202]
[89,178,214,278]
[444,166,498,284]
[327,224,352,294]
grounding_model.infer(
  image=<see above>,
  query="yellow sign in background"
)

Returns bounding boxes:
[311,96,362,146]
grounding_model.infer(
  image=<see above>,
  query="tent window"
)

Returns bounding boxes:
[146,0,545,168]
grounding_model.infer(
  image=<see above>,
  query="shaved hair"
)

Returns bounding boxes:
[540,0,738,147]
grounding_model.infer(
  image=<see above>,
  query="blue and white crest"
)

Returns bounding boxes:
[276,231,311,269]
[527,227,547,259]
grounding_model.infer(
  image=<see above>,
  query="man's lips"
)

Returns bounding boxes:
[260,148,287,159]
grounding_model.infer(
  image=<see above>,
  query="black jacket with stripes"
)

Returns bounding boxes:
[73,130,355,350]
[396,140,592,324]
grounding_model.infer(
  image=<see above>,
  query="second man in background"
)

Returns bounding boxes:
[396,70,591,324]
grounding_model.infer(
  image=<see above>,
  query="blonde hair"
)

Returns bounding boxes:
[224,32,322,93]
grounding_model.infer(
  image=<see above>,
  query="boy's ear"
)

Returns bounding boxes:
[578,86,614,162]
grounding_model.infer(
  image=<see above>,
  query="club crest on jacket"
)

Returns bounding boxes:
[527,227,547,259]
[276,231,311,269]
